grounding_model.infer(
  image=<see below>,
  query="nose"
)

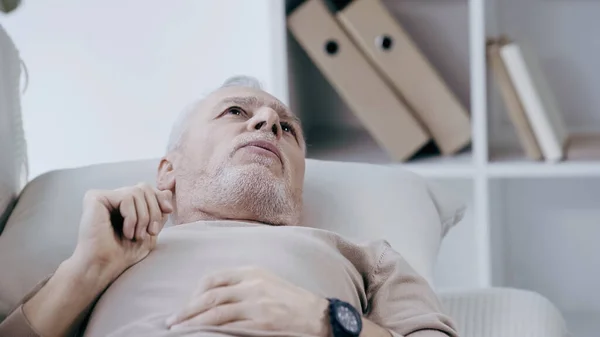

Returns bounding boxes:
[248,107,282,140]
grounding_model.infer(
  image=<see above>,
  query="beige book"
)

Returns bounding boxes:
[487,38,543,160]
[499,39,569,162]
[287,0,430,162]
[328,0,471,155]
[566,133,600,161]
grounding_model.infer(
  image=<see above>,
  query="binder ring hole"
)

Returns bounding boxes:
[376,35,393,51]
[324,40,339,55]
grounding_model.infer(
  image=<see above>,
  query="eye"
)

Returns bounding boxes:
[280,122,296,135]
[226,106,245,116]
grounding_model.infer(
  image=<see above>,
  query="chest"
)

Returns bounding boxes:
[84,227,369,336]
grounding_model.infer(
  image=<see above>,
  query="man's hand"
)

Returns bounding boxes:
[165,267,331,337]
[21,183,173,337]
[74,183,174,273]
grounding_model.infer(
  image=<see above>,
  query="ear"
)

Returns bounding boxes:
[157,157,176,191]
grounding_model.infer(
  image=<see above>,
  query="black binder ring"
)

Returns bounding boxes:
[324,39,339,55]
[375,35,394,51]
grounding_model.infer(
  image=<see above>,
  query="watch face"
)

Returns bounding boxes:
[335,303,361,334]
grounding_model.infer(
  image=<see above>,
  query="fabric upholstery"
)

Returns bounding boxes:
[0,24,28,233]
[439,287,571,337]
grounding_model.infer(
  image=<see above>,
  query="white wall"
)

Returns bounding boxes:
[3,0,285,179]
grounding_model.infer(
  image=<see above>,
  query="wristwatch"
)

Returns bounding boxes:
[327,298,362,337]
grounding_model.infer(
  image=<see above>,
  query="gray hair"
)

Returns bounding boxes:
[166,75,263,153]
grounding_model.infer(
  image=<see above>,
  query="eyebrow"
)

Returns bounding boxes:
[219,96,302,126]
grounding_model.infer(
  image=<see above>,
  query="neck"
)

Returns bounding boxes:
[172,207,284,227]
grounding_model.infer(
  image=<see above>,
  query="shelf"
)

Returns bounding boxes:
[305,128,474,178]
[489,161,600,178]
[285,0,600,325]
[488,150,600,178]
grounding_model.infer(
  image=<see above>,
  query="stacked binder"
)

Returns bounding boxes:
[287,0,471,162]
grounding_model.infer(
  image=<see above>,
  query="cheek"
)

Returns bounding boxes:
[181,131,219,167]
[191,127,240,168]
[287,147,306,184]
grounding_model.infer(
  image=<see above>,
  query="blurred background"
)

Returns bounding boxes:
[2,0,288,178]
[2,1,600,336]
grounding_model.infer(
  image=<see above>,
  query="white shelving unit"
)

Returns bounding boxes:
[277,1,600,336]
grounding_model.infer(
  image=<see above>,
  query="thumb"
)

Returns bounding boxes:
[100,189,126,211]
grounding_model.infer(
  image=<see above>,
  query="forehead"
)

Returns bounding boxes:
[185,85,306,149]
[201,86,294,117]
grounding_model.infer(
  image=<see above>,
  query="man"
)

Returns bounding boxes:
[0,76,458,337]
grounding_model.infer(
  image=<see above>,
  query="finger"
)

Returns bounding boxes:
[148,213,169,237]
[170,303,248,330]
[221,320,257,330]
[157,189,174,214]
[194,268,250,295]
[156,190,172,234]
[133,190,150,241]
[142,188,162,236]
[119,195,137,240]
[166,284,246,327]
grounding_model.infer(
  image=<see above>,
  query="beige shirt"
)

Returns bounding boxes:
[0,221,458,337]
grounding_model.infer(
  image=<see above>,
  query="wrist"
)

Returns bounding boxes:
[315,298,331,337]
[66,251,125,286]
[22,254,122,337]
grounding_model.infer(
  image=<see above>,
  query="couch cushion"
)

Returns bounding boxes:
[0,158,465,318]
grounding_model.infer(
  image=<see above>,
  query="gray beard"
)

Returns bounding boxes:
[190,162,299,226]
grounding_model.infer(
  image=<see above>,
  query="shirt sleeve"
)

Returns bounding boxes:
[364,242,459,337]
[0,305,42,337]
[0,275,51,337]
[0,273,93,337]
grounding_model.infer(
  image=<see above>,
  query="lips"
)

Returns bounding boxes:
[239,140,283,164]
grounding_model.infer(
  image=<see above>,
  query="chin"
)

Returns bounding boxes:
[206,163,301,226]
[234,151,284,176]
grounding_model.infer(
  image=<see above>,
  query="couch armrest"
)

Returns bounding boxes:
[438,287,570,337]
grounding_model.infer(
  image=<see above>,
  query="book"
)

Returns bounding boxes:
[499,40,569,162]
[327,0,471,156]
[287,0,430,161]
[566,133,600,161]
[487,37,543,160]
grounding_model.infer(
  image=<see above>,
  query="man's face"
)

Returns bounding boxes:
[158,86,306,226]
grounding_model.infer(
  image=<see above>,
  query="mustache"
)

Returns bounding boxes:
[231,133,285,159]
